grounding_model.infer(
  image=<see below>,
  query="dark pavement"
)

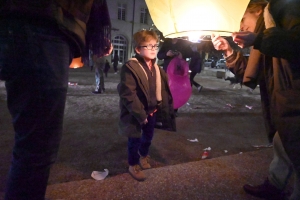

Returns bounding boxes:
[0,66,287,200]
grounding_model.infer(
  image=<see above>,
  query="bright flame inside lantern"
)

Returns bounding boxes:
[145,0,250,42]
[69,57,84,68]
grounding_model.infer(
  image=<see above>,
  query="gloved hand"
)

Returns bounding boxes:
[264,3,276,29]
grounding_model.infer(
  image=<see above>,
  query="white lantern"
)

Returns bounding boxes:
[145,0,250,42]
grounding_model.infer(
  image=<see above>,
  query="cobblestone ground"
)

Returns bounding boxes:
[0,67,268,194]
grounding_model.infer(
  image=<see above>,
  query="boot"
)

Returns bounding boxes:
[139,155,151,170]
[128,165,146,181]
[243,178,287,200]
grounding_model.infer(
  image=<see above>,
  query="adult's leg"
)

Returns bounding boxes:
[99,68,105,92]
[243,132,292,199]
[189,71,199,87]
[290,170,300,200]
[190,71,202,92]
[1,19,71,200]
[94,67,100,92]
[114,64,118,73]
[277,122,300,199]
[268,132,293,190]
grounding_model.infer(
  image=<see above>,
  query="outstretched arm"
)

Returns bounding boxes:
[211,34,233,57]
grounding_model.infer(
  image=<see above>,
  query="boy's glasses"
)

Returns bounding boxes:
[139,44,159,50]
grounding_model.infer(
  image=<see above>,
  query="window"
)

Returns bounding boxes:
[112,35,127,64]
[118,3,126,21]
[140,8,148,24]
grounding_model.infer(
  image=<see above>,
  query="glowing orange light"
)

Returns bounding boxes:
[69,57,84,68]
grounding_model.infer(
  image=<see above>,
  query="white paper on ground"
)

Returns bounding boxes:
[91,169,109,180]
[187,138,198,142]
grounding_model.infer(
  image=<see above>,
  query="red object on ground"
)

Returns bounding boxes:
[201,151,209,159]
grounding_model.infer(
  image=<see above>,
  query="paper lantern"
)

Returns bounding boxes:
[145,0,250,41]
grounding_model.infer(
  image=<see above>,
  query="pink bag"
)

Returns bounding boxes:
[167,57,192,109]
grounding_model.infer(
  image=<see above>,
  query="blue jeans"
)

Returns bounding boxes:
[94,66,104,92]
[127,114,156,166]
[0,19,72,200]
[268,132,300,199]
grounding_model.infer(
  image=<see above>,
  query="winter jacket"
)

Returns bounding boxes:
[253,0,300,171]
[118,56,176,137]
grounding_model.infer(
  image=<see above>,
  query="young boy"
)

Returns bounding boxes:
[118,30,176,181]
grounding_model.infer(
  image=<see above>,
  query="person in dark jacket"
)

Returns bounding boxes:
[157,37,193,72]
[118,30,175,182]
[189,44,203,92]
[0,1,110,199]
[104,59,111,77]
[229,0,300,199]
[112,53,119,73]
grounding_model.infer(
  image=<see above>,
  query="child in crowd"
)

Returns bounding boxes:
[117,30,175,181]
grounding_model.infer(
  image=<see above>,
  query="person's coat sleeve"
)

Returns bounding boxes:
[225,51,248,79]
[256,27,300,61]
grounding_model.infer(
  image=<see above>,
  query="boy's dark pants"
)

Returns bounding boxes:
[127,114,156,166]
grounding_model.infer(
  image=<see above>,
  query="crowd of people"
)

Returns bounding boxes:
[0,0,299,199]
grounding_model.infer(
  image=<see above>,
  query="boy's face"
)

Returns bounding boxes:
[135,39,158,62]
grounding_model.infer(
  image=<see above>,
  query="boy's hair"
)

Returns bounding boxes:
[132,30,159,48]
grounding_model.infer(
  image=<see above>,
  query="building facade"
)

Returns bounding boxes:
[106,0,155,66]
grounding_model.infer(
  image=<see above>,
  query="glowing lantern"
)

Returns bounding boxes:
[145,0,250,41]
[69,57,84,68]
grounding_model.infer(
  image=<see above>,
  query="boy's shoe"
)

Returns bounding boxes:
[128,165,146,181]
[139,155,151,170]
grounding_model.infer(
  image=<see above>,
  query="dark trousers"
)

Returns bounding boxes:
[127,114,156,166]
[0,19,71,200]
[190,71,201,88]
[113,63,118,72]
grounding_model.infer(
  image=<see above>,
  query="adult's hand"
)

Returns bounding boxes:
[166,50,175,57]
[211,34,233,57]
[232,31,257,48]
